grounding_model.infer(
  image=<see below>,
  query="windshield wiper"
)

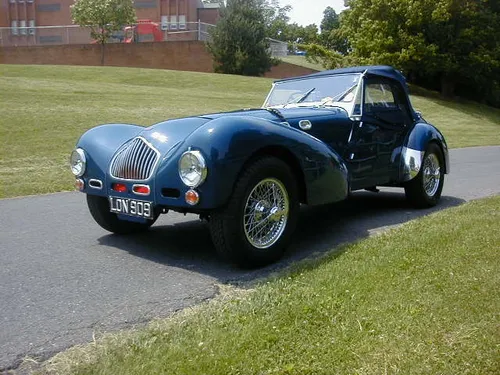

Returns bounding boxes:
[284,87,316,107]
[265,107,287,122]
[296,87,316,103]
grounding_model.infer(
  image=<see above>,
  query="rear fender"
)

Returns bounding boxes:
[401,122,450,182]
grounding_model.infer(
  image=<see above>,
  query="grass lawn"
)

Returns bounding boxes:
[1,64,500,199]
[43,196,500,375]
[280,55,325,71]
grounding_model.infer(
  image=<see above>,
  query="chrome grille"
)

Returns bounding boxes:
[110,137,159,180]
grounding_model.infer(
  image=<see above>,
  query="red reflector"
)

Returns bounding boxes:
[112,183,127,193]
[133,185,150,195]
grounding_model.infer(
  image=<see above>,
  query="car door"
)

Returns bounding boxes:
[348,78,412,189]
[291,110,354,159]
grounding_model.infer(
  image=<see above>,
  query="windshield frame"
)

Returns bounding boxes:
[262,73,363,117]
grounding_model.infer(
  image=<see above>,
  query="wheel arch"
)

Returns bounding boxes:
[402,122,450,181]
[238,145,308,205]
[428,139,449,174]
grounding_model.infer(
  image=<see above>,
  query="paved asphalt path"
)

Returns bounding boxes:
[1,146,499,372]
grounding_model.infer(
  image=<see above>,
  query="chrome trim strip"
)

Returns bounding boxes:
[402,146,425,181]
[262,83,276,108]
[88,179,103,190]
[109,137,160,181]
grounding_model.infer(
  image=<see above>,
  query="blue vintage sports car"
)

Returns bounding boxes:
[70,66,449,267]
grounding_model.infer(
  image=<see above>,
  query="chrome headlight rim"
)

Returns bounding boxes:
[70,148,87,177]
[178,150,208,188]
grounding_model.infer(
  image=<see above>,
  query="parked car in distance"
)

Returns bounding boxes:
[70,66,449,267]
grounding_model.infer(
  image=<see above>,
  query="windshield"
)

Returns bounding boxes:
[263,73,362,113]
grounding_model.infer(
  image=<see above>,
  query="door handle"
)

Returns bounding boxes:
[299,120,312,130]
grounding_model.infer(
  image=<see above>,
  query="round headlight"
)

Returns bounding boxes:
[178,150,207,188]
[70,148,86,177]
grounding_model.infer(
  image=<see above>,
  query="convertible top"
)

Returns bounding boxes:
[275,65,417,119]
[276,65,409,91]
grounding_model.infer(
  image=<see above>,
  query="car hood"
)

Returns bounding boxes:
[137,107,340,153]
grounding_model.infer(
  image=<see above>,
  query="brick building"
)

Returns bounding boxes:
[0,0,220,46]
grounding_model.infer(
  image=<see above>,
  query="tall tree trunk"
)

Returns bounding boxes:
[100,42,105,66]
[441,75,456,98]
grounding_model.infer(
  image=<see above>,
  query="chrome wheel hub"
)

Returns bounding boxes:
[423,153,441,197]
[243,178,289,249]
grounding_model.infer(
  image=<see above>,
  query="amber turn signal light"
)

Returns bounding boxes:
[75,179,84,191]
[185,189,200,206]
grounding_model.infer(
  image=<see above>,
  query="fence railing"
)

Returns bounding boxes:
[0,22,215,47]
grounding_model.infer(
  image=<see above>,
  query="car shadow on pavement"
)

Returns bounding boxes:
[97,191,465,284]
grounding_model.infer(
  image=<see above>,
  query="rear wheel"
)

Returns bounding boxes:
[404,143,444,208]
[86,195,156,234]
[209,157,299,268]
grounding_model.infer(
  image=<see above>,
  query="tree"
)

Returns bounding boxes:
[264,0,292,41]
[319,6,349,54]
[341,0,500,105]
[300,43,345,69]
[320,6,339,33]
[207,0,274,76]
[71,0,136,65]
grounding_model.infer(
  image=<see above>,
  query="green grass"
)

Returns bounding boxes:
[1,64,499,199]
[280,55,324,71]
[43,196,500,375]
[0,65,269,198]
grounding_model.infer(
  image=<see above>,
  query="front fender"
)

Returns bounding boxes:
[76,123,144,196]
[401,122,450,182]
[154,116,349,209]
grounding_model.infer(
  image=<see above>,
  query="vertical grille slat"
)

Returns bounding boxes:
[128,139,142,179]
[144,152,155,179]
[136,143,149,180]
[129,141,142,179]
[110,137,159,181]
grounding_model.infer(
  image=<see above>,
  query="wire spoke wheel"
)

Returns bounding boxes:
[209,157,298,267]
[423,153,441,197]
[243,178,289,249]
[404,143,444,208]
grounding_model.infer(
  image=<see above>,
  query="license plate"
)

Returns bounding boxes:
[109,196,153,219]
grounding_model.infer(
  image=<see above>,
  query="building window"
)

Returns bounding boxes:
[39,35,63,44]
[11,21,18,36]
[169,15,177,30]
[178,15,186,30]
[36,4,62,12]
[29,20,36,35]
[160,16,168,31]
[19,20,27,35]
[134,0,157,8]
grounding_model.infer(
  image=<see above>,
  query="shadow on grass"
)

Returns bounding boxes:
[410,86,500,124]
[97,190,465,285]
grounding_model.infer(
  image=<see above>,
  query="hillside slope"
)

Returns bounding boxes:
[1,64,499,198]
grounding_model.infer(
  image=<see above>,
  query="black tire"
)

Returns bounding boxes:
[86,194,156,234]
[209,157,299,268]
[404,143,445,208]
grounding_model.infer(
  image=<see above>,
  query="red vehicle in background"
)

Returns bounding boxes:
[123,20,163,43]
